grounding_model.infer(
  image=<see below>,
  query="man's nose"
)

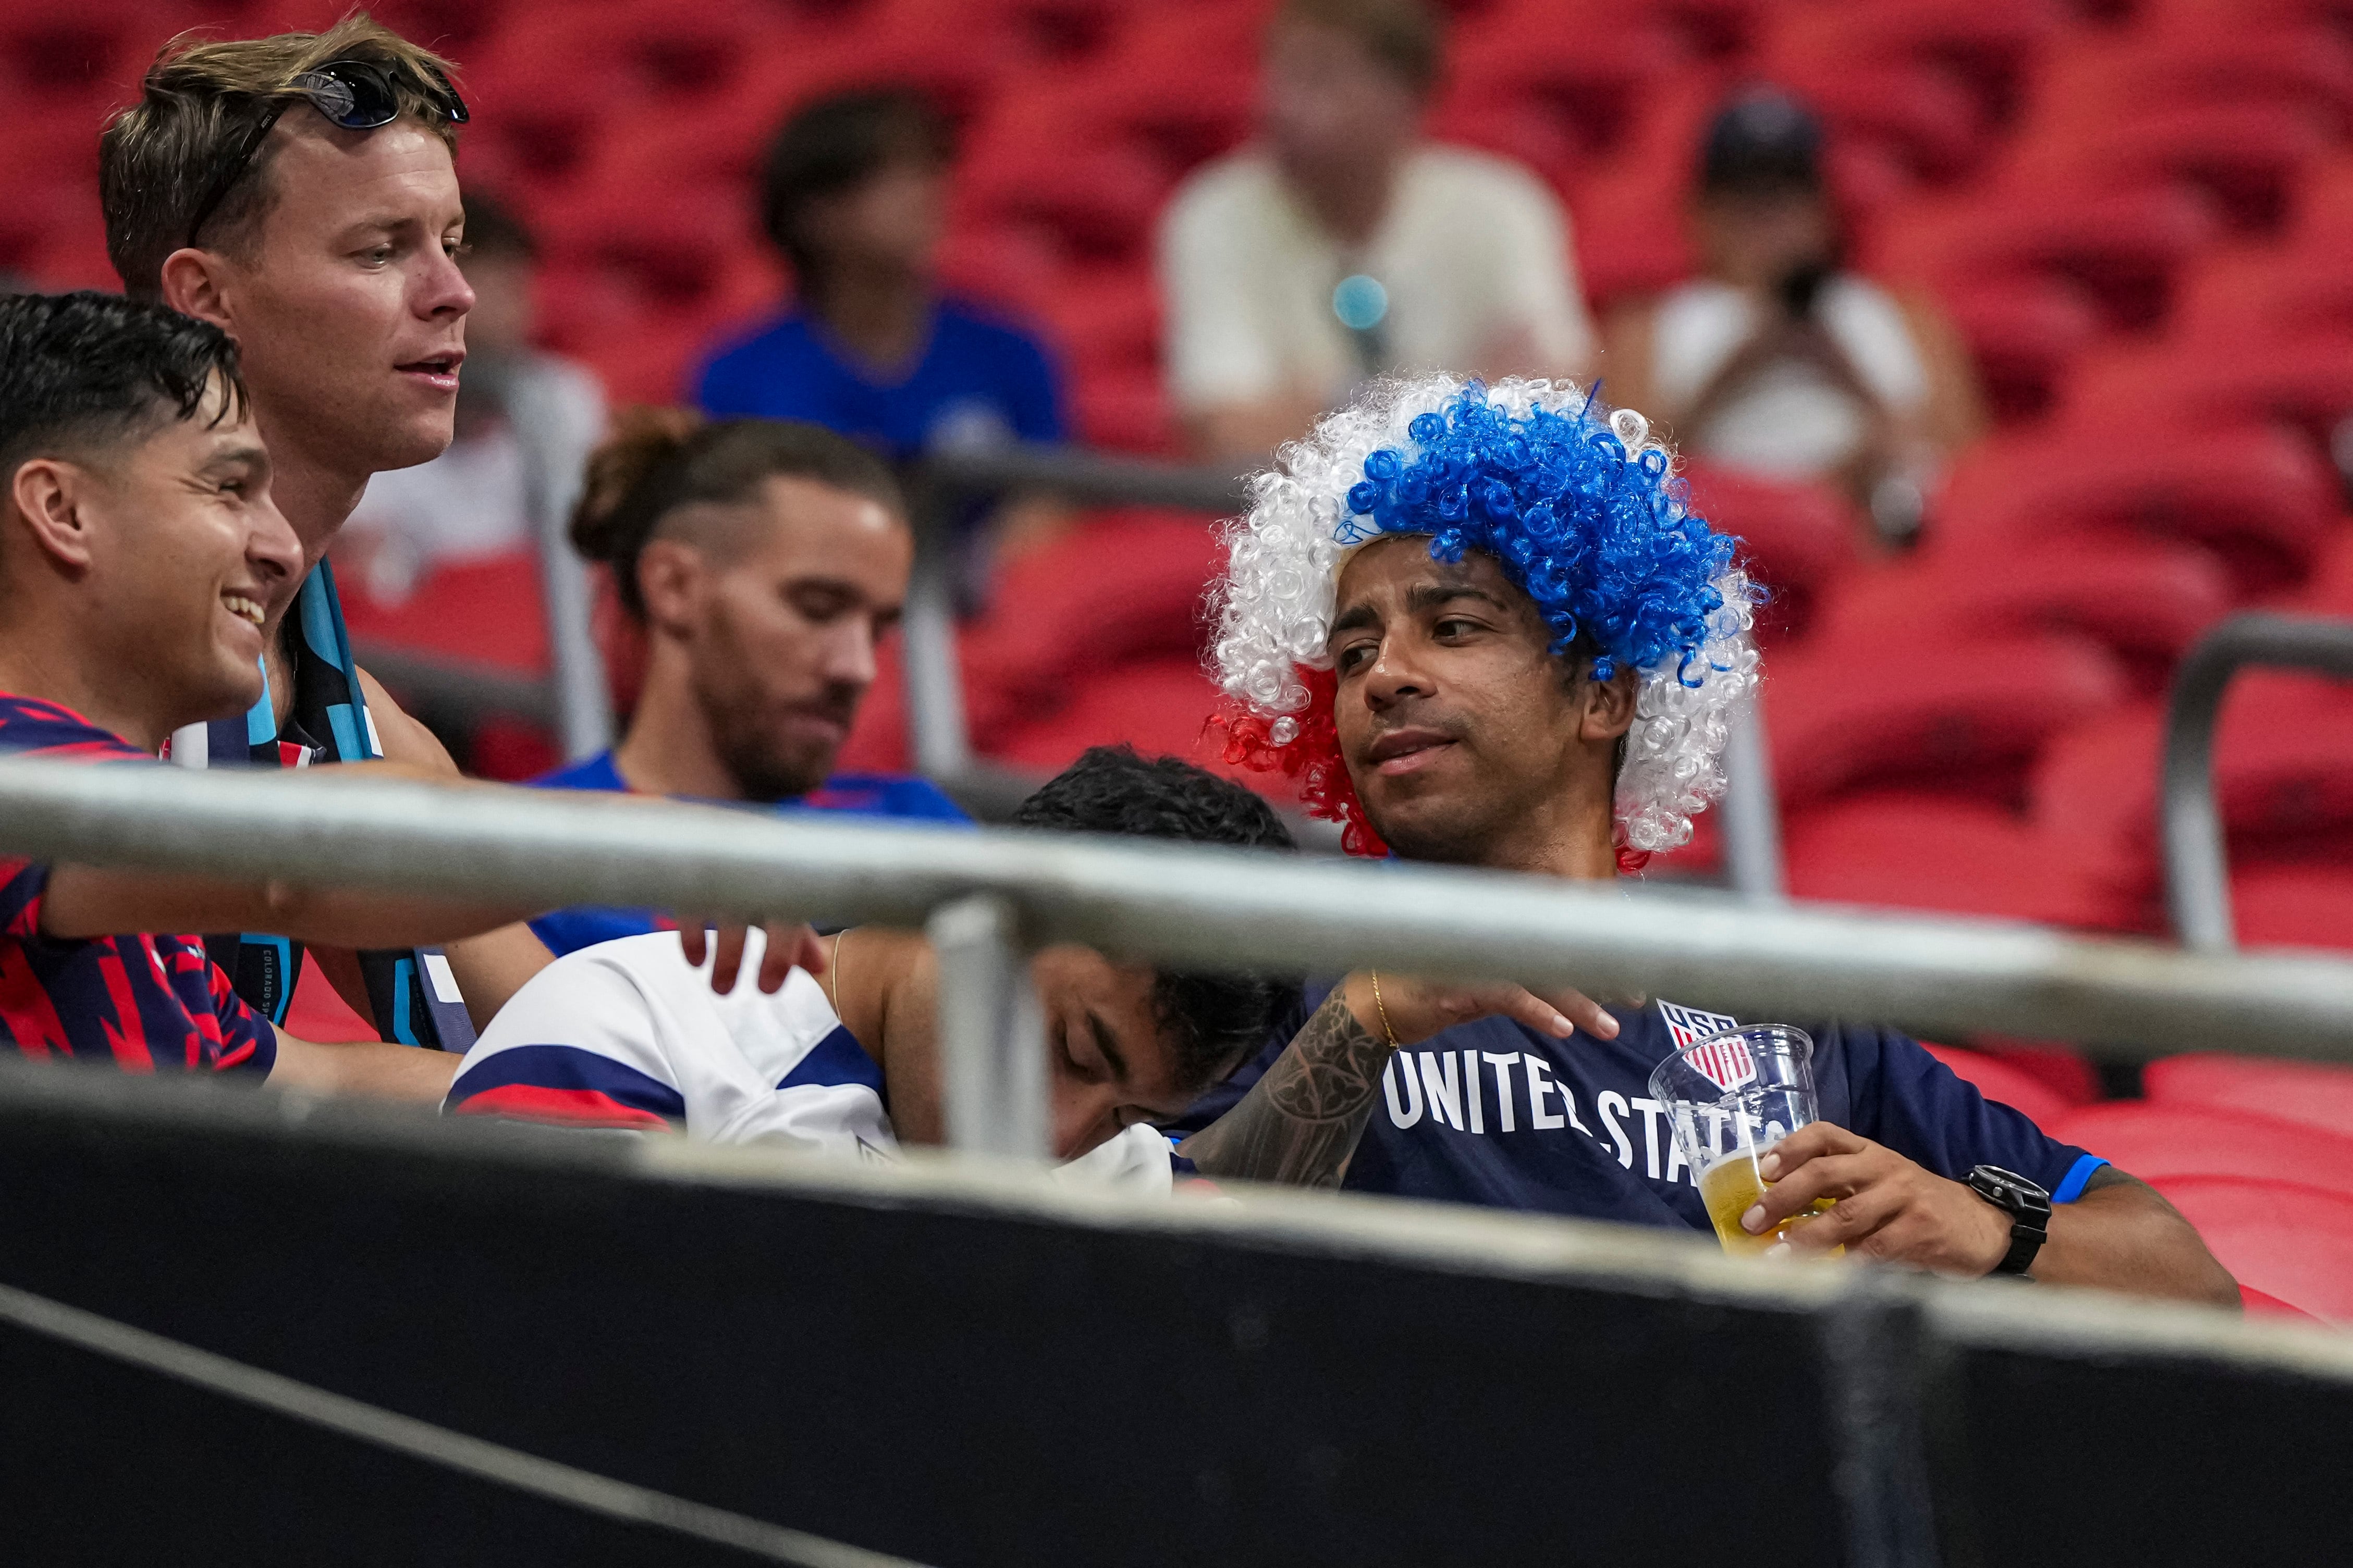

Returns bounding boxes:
[420,245,476,320]
[250,493,303,586]
[1050,1090,1115,1163]
[1363,639,1431,708]
[821,621,881,690]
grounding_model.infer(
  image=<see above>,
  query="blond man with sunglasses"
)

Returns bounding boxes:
[94,17,560,1051]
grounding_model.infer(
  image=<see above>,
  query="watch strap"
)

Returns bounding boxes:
[1994,1218,2046,1276]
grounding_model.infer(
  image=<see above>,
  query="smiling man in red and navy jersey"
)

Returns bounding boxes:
[0,290,558,1096]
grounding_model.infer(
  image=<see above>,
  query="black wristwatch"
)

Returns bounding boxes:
[1968,1165,2054,1277]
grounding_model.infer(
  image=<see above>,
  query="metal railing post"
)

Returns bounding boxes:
[1720,692,1785,901]
[2162,613,2353,954]
[901,471,975,781]
[926,893,1049,1160]
[514,368,612,762]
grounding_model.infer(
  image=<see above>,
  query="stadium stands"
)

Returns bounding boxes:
[5,0,2349,1186]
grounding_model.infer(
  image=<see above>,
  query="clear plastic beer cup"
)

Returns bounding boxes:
[1648,1024,1839,1256]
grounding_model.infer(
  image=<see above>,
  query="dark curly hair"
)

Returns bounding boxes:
[1014,747,1300,1092]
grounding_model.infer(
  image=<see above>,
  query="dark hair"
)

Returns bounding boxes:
[459,189,536,262]
[1013,746,1302,1093]
[101,15,465,302]
[1698,86,1824,197]
[759,87,952,290]
[0,291,248,483]
[571,409,907,621]
[1276,0,1445,96]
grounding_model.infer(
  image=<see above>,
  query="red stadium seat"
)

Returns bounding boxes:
[1768,58,1990,186]
[1930,423,2335,595]
[1812,537,2235,697]
[2146,1052,2353,1135]
[981,510,1222,694]
[338,553,549,676]
[1920,1043,2075,1129]
[1783,794,2134,930]
[1680,465,1859,644]
[955,135,1170,268]
[1766,631,2127,811]
[2145,1176,2353,1323]
[2057,332,2353,463]
[2004,102,2330,234]
[1751,0,2063,126]
[1069,367,1180,456]
[2239,1285,2322,1321]
[1966,1038,2103,1108]
[2046,1102,2353,1189]
[1868,183,2217,332]
[2234,867,2353,957]
[988,659,1240,781]
[2030,672,2353,911]
[1932,271,2103,424]
[1036,268,1161,381]
[2033,25,2353,132]
[1445,5,1690,163]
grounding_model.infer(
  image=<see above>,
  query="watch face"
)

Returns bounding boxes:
[1972,1165,2053,1215]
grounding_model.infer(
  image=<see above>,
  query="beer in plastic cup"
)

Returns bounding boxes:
[1649,1023,1839,1257]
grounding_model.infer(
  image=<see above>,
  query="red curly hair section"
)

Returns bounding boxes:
[1212,664,1658,875]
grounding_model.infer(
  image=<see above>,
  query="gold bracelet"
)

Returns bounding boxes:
[826,928,844,1015]
[1369,968,1399,1047]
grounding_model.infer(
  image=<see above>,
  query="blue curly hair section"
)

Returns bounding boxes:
[1338,387,1738,688]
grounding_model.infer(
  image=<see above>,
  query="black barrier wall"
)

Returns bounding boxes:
[0,1065,2346,1567]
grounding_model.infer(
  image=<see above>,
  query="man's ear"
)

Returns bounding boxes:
[158,248,237,335]
[634,538,708,640]
[1577,665,1640,743]
[7,458,101,575]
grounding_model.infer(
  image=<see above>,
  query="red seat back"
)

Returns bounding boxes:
[2046,1102,2353,1189]
[2147,1175,2353,1322]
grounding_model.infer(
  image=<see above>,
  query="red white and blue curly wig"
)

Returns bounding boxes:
[1208,375,1762,870]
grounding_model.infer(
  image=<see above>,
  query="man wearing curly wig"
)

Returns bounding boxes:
[1178,374,2233,1305]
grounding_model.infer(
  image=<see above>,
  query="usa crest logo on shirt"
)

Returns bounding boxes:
[1660,1001,1752,1091]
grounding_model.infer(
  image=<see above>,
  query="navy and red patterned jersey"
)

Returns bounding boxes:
[0,695,276,1077]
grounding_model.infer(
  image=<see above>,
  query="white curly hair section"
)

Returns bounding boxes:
[1208,373,1760,855]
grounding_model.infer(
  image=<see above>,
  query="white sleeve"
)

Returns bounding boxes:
[1486,171,1596,377]
[448,931,895,1159]
[1160,170,1286,412]
[444,940,693,1131]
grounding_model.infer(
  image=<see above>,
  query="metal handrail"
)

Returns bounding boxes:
[0,757,2348,1060]
[2162,612,2353,953]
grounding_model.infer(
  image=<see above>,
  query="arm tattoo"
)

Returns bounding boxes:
[1180,986,1393,1189]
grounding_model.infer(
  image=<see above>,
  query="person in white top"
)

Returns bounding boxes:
[1159,0,1595,462]
[1600,89,1984,541]
[342,192,604,600]
[447,747,1304,1191]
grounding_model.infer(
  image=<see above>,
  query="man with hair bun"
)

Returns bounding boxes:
[98,14,553,1045]
[1175,372,2236,1305]
[531,411,967,960]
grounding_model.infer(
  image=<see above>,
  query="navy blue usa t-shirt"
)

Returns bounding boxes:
[1177,984,2107,1230]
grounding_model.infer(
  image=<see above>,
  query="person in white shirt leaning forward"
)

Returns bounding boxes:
[445,747,1302,1191]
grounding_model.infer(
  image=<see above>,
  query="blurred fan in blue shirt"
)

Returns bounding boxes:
[696,88,1069,604]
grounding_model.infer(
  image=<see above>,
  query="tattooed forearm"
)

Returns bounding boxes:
[1180,984,1392,1189]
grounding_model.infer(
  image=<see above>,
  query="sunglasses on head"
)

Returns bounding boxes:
[182,57,470,251]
